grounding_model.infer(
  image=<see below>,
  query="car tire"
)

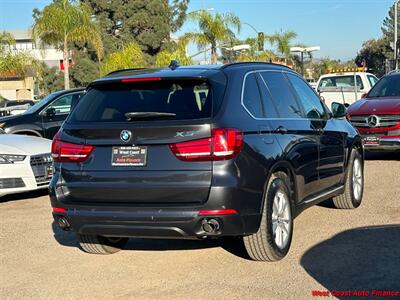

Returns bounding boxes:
[243,171,294,262]
[333,148,363,209]
[77,234,128,254]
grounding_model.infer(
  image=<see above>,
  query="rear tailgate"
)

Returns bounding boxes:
[57,78,221,205]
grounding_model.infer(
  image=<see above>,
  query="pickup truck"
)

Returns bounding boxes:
[0,100,35,117]
[316,69,379,108]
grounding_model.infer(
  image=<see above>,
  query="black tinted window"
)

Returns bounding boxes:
[70,80,212,122]
[260,72,302,118]
[286,73,326,119]
[255,73,279,118]
[242,73,263,118]
[368,74,400,98]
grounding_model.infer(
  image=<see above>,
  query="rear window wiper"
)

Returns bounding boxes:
[125,112,176,120]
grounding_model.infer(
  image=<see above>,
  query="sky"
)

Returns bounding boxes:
[0,0,395,61]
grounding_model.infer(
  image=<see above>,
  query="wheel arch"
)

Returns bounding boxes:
[259,160,298,220]
[11,129,42,137]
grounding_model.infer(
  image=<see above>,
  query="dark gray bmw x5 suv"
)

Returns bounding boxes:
[50,62,364,261]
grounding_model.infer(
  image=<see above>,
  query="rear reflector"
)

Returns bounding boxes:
[52,132,94,163]
[199,209,238,216]
[169,128,243,161]
[52,207,66,213]
[120,77,161,83]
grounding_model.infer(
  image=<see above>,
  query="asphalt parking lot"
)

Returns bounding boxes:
[1,153,399,300]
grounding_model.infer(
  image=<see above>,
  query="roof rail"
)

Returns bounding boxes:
[105,68,149,77]
[221,61,293,70]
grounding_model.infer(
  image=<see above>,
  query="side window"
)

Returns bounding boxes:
[242,73,264,118]
[286,73,326,119]
[367,75,378,88]
[48,93,77,115]
[260,72,303,118]
[255,73,279,118]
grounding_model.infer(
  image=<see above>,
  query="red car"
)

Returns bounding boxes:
[347,71,400,152]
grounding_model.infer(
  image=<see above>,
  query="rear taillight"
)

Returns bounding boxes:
[169,128,243,161]
[52,207,66,213]
[51,132,94,163]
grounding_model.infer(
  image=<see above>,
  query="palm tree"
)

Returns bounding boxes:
[155,36,192,67]
[266,30,297,63]
[32,0,103,89]
[100,42,146,76]
[186,11,241,64]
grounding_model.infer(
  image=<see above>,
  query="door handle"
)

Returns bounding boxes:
[275,126,288,134]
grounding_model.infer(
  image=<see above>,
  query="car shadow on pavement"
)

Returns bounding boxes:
[51,222,251,258]
[52,221,79,247]
[0,189,48,203]
[301,225,400,299]
[365,152,400,161]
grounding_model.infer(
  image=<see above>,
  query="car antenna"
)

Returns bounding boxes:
[169,60,180,70]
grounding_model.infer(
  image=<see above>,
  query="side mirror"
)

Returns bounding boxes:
[43,107,56,118]
[331,102,347,118]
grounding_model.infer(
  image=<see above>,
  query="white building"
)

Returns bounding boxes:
[8,29,63,68]
[0,30,64,100]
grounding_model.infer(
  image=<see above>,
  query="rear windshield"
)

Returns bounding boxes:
[318,75,364,91]
[70,80,213,122]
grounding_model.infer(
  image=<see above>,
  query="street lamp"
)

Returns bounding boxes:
[290,46,320,76]
[187,8,214,15]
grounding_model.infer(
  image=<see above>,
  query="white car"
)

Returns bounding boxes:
[316,70,379,108]
[0,134,52,197]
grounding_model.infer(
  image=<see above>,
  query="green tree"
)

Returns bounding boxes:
[186,11,241,64]
[355,38,391,77]
[155,36,192,67]
[100,42,146,75]
[266,30,297,63]
[382,3,400,43]
[32,0,104,90]
[82,0,189,59]
[70,53,100,87]
[38,65,65,96]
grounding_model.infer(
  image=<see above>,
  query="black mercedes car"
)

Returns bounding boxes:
[0,88,84,139]
[50,63,364,261]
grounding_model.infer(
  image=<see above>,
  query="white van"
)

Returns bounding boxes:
[316,69,378,108]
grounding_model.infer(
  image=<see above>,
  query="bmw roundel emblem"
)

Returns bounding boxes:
[120,130,132,142]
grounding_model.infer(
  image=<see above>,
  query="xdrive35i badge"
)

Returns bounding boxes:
[120,130,132,142]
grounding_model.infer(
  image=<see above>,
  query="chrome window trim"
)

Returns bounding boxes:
[241,69,326,121]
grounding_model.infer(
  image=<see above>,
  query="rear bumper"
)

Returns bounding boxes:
[52,208,248,239]
[49,176,263,238]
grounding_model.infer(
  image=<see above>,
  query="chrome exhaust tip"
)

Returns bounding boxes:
[202,218,220,233]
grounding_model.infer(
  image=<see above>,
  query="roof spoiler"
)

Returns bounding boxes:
[105,68,149,77]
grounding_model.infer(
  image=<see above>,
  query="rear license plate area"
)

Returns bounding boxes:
[111,146,147,166]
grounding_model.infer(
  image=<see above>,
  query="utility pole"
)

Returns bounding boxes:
[395,0,399,69]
